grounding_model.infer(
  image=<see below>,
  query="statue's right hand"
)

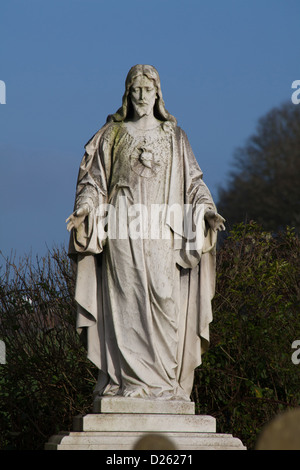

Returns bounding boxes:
[66,204,90,232]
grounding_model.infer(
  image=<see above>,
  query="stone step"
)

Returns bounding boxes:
[45,402,247,450]
[45,431,246,450]
[73,413,216,433]
[92,396,195,414]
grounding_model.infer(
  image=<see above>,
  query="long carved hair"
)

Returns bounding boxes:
[107,64,177,125]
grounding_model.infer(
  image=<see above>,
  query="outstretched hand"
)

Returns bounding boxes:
[66,204,90,232]
[204,210,226,232]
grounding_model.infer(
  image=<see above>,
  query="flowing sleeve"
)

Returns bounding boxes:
[176,128,218,395]
[68,123,115,257]
[180,128,216,212]
[182,128,218,254]
[172,127,217,269]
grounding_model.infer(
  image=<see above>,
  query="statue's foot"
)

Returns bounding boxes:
[99,384,120,397]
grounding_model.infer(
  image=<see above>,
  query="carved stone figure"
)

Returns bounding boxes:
[66,65,225,403]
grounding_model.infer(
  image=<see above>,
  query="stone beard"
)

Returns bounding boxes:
[67,64,223,403]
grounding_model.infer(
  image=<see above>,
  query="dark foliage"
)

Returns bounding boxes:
[0,224,299,449]
[192,222,300,449]
[0,247,97,450]
[217,102,300,233]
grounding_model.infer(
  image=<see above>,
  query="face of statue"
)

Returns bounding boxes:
[130,75,157,119]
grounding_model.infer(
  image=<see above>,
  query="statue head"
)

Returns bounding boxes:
[107,64,177,125]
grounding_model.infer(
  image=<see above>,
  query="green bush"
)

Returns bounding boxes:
[192,222,300,449]
[0,247,97,450]
[0,223,299,449]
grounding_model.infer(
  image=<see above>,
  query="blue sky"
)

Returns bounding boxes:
[1,0,299,259]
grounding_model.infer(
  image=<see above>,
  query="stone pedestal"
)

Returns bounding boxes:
[45,398,246,450]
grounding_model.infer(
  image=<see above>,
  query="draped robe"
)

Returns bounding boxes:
[68,120,217,401]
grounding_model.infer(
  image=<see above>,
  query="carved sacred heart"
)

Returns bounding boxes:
[139,149,153,168]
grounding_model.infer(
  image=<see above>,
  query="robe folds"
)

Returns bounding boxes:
[68,120,217,401]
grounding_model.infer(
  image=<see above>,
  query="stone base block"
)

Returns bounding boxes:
[92,396,195,414]
[45,399,246,450]
[45,430,246,450]
[73,413,216,433]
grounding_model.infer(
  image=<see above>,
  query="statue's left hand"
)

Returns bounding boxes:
[204,210,226,232]
[66,204,90,232]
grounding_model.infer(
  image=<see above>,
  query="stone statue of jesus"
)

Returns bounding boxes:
[66,64,225,403]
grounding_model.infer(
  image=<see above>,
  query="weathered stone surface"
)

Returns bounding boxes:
[45,407,246,450]
[46,65,245,452]
[92,396,195,414]
[45,430,246,450]
[73,413,216,433]
[66,64,226,403]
